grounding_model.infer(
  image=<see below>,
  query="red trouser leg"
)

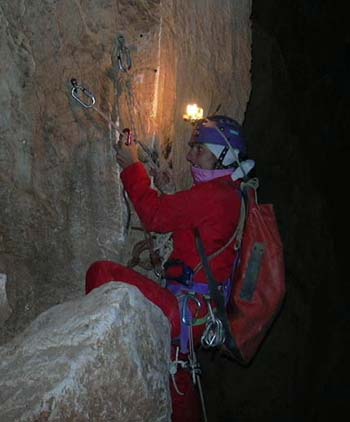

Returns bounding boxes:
[170,347,203,422]
[85,260,181,337]
[85,260,202,422]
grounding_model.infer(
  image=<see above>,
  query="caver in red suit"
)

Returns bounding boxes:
[85,115,254,421]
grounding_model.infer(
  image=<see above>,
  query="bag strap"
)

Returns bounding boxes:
[193,178,259,275]
[194,228,244,364]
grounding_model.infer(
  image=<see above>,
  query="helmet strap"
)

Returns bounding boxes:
[214,146,239,170]
[213,126,246,176]
[215,146,229,169]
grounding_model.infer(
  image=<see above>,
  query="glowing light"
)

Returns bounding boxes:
[183,104,204,122]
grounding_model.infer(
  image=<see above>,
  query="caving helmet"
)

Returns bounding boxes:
[190,115,246,167]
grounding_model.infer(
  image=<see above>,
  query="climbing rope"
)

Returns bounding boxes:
[169,346,186,396]
[169,330,208,421]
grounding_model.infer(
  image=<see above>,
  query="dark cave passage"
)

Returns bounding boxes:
[201,1,348,421]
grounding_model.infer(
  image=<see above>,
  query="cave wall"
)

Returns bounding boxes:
[0,0,252,342]
[0,0,164,340]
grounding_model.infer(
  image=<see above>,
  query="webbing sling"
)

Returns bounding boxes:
[194,229,244,364]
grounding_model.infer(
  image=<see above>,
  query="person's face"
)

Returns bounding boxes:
[186,141,217,170]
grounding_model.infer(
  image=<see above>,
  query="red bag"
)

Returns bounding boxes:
[226,179,286,364]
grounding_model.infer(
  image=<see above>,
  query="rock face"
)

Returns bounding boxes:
[0,274,11,325]
[0,282,171,422]
[0,0,252,341]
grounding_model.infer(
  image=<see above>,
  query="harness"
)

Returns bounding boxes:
[166,265,233,422]
[163,190,245,354]
[165,261,233,354]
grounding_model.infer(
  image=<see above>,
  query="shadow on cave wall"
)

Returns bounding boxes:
[200,1,348,421]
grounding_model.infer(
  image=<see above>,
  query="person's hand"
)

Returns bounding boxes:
[114,132,139,169]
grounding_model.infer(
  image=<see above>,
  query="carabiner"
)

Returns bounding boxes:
[70,78,96,109]
[181,294,202,325]
[200,301,225,348]
[116,35,132,72]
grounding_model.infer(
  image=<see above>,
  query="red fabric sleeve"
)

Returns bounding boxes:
[120,162,241,282]
[121,162,200,232]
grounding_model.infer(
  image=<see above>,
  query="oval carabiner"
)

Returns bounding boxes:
[181,294,202,325]
[200,300,226,348]
[201,318,225,348]
[116,35,132,72]
[70,78,96,109]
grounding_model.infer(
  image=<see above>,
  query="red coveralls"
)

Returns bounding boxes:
[85,162,241,421]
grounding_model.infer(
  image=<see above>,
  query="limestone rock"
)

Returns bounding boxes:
[0,282,171,421]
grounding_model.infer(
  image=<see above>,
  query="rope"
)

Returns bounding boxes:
[169,346,186,395]
[188,321,208,422]
[193,188,246,275]
[241,177,259,202]
[169,338,208,420]
[197,376,208,422]
[193,177,259,275]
